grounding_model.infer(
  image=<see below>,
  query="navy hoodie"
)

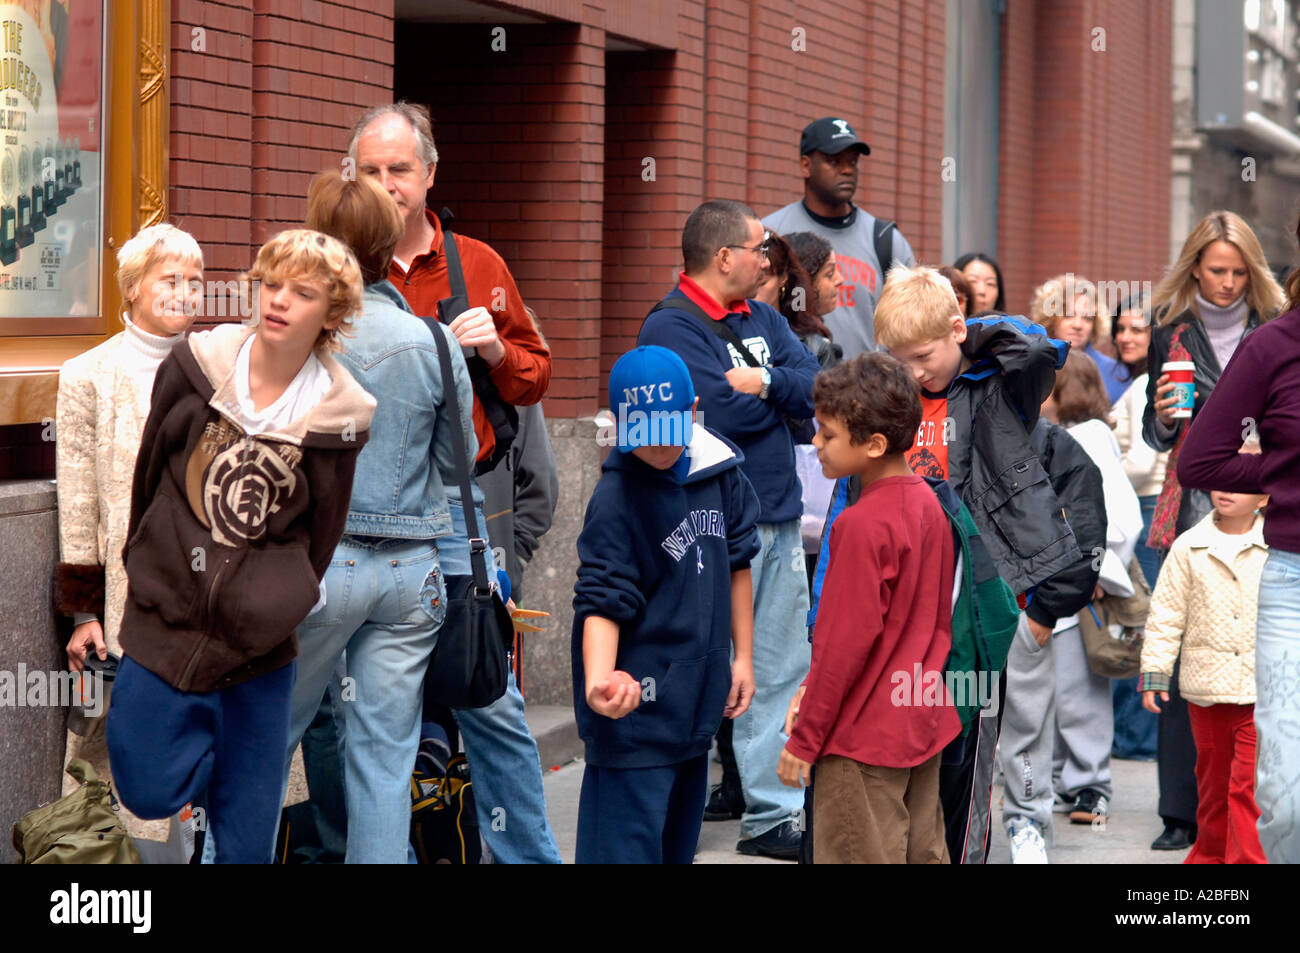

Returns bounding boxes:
[637,287,820,524]
[572,426,761,769]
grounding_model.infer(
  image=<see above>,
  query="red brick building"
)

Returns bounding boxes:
[0,0,1172,705]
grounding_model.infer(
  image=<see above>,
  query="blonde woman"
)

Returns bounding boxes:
[1140,209,1283,853]
[1029,273,1128,404]
[54,224,204,840]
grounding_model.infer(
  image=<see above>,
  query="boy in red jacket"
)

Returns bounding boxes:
[778,352,961,863]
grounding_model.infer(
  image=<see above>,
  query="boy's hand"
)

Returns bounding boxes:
[783,684,807,735]
[1142,689,1169,714]
[586,670,641,720]
[67,620,107,674]
[1027,617,1054,647]
[777,747,813,788]
[723,658,755,719]
[724,367,765,396]
[1153,374,1197,428]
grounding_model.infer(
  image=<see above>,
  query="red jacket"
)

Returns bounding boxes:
[389,209,551,462]
[787,474,961,769]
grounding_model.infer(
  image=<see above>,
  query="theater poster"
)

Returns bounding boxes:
[0,0,102,321]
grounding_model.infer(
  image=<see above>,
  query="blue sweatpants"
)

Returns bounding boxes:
[106,654,295,864]
[575,753,708,864]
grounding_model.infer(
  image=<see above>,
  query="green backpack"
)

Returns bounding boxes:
[12,759,141,864]
[926,478,1020,735]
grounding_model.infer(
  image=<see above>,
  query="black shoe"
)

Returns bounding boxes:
[703,782,744,821]
[1150,823,1196,851]
[736,820,801,860]
[1068,788,1110,825]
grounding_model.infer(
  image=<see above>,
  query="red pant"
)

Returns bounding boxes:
[1186,702,1266,864]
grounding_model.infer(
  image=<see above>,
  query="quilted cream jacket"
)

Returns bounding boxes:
[1139,509,1267,706]
[54,331,159,653]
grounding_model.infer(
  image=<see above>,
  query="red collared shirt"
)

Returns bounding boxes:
[676,272,751,320]
[389,209,551,462]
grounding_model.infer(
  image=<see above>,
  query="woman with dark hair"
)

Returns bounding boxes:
[1176,212,1300,864]
[954,251,1006,313]
[781,231,844,370]
[1107,289,1164,762]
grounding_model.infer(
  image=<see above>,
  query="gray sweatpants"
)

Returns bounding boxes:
[1000,615,1058,842]
[1052,622,1113,802]
[1000,616,1115,842]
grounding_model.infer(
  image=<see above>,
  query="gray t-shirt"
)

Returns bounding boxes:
[763,201,916,358]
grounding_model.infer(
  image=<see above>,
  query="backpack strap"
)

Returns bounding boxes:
[649,293,763,368]
[435,207,519,477]
[873,217,897,286]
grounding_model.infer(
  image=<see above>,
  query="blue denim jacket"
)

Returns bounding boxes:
[336,281,476,539]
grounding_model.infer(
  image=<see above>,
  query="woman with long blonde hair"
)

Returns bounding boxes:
[1140,209,1283,854]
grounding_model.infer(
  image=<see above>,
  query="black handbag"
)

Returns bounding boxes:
[420,309,514,710]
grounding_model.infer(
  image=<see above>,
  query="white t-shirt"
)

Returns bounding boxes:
[232,335,333,615]
[232,335,332,435]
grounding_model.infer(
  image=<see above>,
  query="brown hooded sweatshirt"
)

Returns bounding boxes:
[119,324,376,692]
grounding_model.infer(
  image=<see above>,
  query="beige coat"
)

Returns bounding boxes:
[55,331,162,653]
[1139,510,1267,706]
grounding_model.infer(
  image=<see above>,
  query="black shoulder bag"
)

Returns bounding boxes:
[649,293,814,443]
[420,316,514,710]
[436,207,520,477]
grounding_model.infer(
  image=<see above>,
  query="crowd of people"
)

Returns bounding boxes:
[46,109,1300,865]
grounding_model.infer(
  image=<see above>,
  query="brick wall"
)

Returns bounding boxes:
[170,0,394,316]
[998,0,1171,316]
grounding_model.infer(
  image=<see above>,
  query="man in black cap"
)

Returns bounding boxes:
[763,117,916,358]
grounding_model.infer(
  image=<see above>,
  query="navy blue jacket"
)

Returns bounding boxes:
[637,289,819,524]
[572,426,761,769]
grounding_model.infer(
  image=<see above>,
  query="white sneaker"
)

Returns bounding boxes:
[1008,821,1048,864]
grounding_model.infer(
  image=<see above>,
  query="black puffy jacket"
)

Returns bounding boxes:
[944,316,1082,595]
[1024,419,1106,628]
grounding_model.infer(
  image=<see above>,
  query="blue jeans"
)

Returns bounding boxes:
[1255,548,1300,864]
[734,518,811,839]
[107,655,295,864]
[1112,494,1159,760]
[287,536,446,863]
[444,500,562,864]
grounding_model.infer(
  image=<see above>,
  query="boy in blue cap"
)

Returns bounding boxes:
[573,345,761,863]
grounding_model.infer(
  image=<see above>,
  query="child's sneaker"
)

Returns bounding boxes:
[1008,821,1048,864]
[1051,792,1073,813]
[1068,788,1109,825]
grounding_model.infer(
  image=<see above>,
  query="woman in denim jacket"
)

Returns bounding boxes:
[282,170,475,863]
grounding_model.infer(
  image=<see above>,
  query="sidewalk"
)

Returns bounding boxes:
[529,699,1187,864]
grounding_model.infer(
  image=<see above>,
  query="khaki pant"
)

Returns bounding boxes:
[813,752,949,864]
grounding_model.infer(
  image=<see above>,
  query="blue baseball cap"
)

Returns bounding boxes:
[608,346,695,451]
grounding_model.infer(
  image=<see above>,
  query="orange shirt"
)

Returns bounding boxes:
[389,209,552,462]
[906,393,950,480]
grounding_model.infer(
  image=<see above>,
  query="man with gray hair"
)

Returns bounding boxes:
[345,101,560,864]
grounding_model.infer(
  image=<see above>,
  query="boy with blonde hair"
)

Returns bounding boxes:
[808,263,1077,863]
[106,230,376,863]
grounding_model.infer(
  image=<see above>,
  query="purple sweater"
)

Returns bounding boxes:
[1178,308,1300,554]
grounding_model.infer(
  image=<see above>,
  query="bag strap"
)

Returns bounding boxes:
[649,293,763,368]
[437,207,519,477]
[424,314,494,595]
[873,218,897,282]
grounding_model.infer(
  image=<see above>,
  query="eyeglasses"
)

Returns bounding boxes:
[724,230,772,257]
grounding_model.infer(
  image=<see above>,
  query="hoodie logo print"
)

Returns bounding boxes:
[202,441,298,546]
[696,545,704,574]
[660,508,726,562]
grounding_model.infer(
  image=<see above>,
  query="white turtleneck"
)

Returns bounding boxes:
[1195,292,1248,372]
[120,312,185,397]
